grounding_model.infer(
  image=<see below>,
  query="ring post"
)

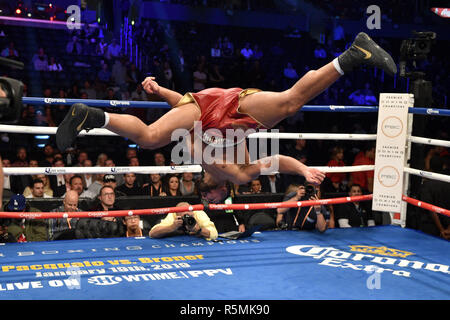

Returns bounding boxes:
[395,104,414,227]
[372,93,412,225]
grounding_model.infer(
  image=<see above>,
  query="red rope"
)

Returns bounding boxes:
[2,194,447,220]
[0,195,373,220]
[402,195,450,218]
[208,194,373,211]
[0,204,204,220]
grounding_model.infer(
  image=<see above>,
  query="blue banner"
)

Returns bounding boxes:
[0,226,448,300]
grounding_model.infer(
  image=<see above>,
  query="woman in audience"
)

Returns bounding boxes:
[162,174,182,197]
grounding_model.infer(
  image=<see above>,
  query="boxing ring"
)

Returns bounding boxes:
[0,96,449,300]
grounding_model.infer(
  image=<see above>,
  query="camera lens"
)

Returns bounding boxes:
[304,185,315,198]
[182,214,196,228]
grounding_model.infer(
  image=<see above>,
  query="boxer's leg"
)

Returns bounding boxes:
[240,62,341,128]
[56,102,200,151]
[240,32,396,128]
[106,103,200,149]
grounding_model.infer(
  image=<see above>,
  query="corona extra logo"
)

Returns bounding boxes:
[349,245,414,258]
[44,98,66,104]
[109,100,130,107]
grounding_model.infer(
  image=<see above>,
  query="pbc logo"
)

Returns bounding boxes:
[45,168,51,174]
[110,168,116,173]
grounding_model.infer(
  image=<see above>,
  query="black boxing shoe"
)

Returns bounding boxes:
[338,32,397,76]
[56,103,105,151]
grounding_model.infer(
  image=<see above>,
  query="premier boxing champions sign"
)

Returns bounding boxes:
[372,93,412,212]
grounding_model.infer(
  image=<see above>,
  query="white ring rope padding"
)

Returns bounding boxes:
[247,132,377,140]
[0,125,378,141]
[1,125,450,149]
[3,165,203,176]
[2,124,449,149]
[5,163,448,184]
[407,136,450,148]
[0,126,377,141]
[0,125,118,136]
[311,165,374,173]
[3,164,374,176]
[403,167,450,184]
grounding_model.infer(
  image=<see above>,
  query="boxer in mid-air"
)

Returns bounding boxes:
[57,32,396,203]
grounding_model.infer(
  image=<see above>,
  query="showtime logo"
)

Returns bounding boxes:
[88,275,122,286]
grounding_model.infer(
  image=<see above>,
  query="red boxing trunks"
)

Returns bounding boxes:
[175,87,268,134]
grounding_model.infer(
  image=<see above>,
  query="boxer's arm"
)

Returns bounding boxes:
[142,76,183,107]
[158,87,184,107]
[219,154,325,186]
[254,155,325,185]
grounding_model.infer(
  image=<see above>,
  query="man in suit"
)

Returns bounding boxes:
[259,174,286,194]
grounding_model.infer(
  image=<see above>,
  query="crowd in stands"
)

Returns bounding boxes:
[155,0,278,13]
[151,0,434,25]
[0,4,449,243]
[310,0,431,24]
[2,132,448,243]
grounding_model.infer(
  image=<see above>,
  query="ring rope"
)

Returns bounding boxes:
[2,124,449,149]
[1,125,449,148]
[0,125,118,136]
[2,165,374,175]
[4,166,450,181]
[1,194,448,220]
[408,136,450,148]
[3,165,203,175]
[402,195,450,218]
[403,167,450,184]
[0,195,373,220]
[248,132,377,140]
[22,97,168,109]
[20,97,450,116]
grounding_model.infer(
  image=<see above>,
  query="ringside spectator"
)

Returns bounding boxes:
[149,202,218,240]
[48,190,82,240]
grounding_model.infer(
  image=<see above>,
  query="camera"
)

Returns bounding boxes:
[399,31,436,78]
[181,214,196,228]
[304,184,316,199]
[0,57,25,124]
[277,221,289,230]
[400,31,435,61]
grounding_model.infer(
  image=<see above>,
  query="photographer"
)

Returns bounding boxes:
[276,184,329,232]
[149,202,218,240]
